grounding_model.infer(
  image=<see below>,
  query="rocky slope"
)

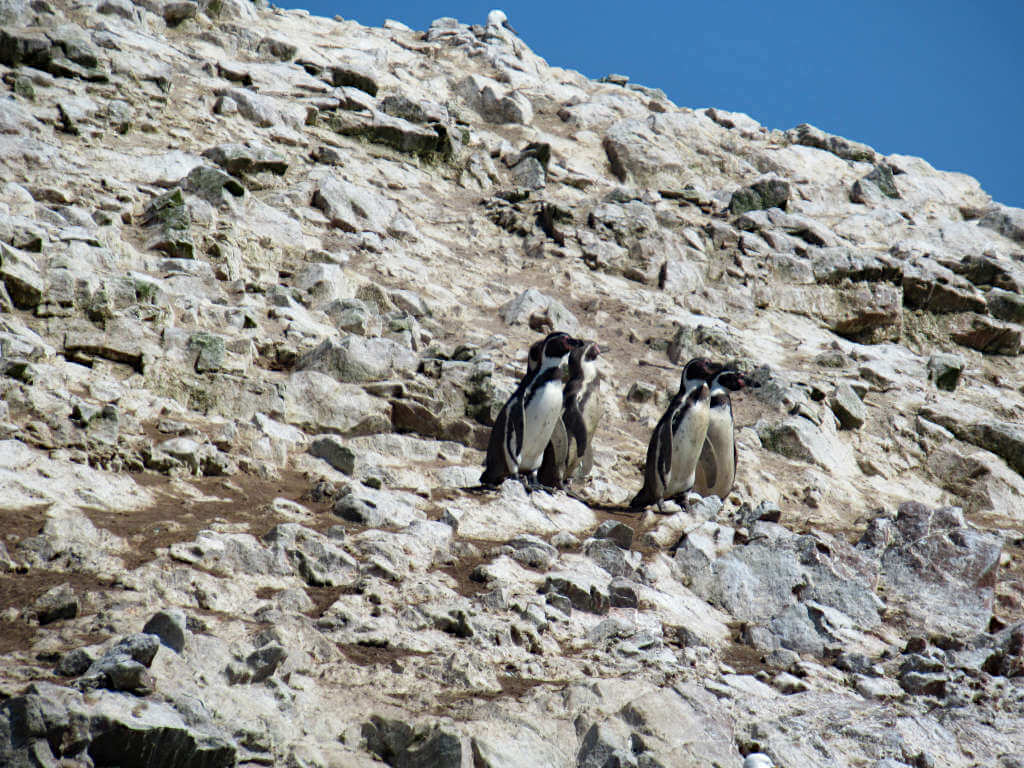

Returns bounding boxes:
[1,1,1024,766]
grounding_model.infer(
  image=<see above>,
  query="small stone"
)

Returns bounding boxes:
[247,643,287,682]
[309,435,356,474]
[107,660,155,695]
[927,353,965,392]
[771,671,808,694]
[828,382,866,429]
[56,647,95,677]
[900,671,947,697]
[729,177,790,216]
[33,583,79,625]
[163,1,198,25]
[593,520,633,549]
[626,381,656,403]
[608,578,639,609]
[551,531,579,549]
[142,609,187,653]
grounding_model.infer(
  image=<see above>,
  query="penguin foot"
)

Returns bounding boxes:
[529,482,560,494]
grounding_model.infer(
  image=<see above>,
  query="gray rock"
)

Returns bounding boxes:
[927,353,965,392]
[312,175,398,234]
[106,660,155,695]
[379,94,449,125]
[504,534,558,569]
[257,36,298,61]
[950,313,1022,356]
[141,187,193,259]
[458,74,533,124]
[729,177,791,215]
[362,715,470,768]
[609,578,639,608]
[246,643,287,682]
[296,335,418,383]
[332,486,422,529]
[0,243,44,309]
[163,1,198,25]
[593,520,634,550]
[32,583,79,625]
[900,671,947,697]
[789,122,876,161]
[828,382,866,429]
[541,574,609,614]
[202,142,288,176]
[79,633,161,693]
[980,205,1024,245]
[499,288,579,334]
[757,418,839,470]
[577,722,631,768]
[0,683,236,767]
[810,247,901,284]
[182,165,245,204]
[188,331,226,372]
[309,435,356,474]
[857,502,1003,635]
[987,288,1024,324]
[328,59,381,96]
[56,647,95,677]
[262,523,358,587]
[510,156,545,189]
[583,538,636,578]
[142,608,188,653]
[760,282,902,340]
[903,260,987,314]
[284,370,391,435]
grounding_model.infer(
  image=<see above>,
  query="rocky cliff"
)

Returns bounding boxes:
[1,1,1024,766]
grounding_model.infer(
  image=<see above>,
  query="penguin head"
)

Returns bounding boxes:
[583,342,601,362]
[539,332,582,369]
[680,357,724,393]
[714,370,753,392]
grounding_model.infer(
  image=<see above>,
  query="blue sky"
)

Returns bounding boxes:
[282,1,1023,209]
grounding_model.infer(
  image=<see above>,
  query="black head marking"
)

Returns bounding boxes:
[542,331,583,359]
[715,371,749,392]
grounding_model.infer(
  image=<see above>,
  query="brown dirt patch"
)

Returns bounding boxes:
[85,469,332,570]
[0,503,53,545]
[339,642,429,670]
[0,570,117,656]
[719,641,773,677]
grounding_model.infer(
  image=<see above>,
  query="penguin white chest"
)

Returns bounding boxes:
[519,380,563,471]
[705,406,735,496]
[667,400,710,496]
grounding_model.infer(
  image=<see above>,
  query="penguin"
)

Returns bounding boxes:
[630,358,722,513]
[693,369,750,500]
[480,332,583,488]
[538,341,602,489]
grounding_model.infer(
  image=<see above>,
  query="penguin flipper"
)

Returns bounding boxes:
[537,432,562,488]
[656,418,674,491]
[563,404,588,469]
[480,405,512,485]
[505,399,524,467]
